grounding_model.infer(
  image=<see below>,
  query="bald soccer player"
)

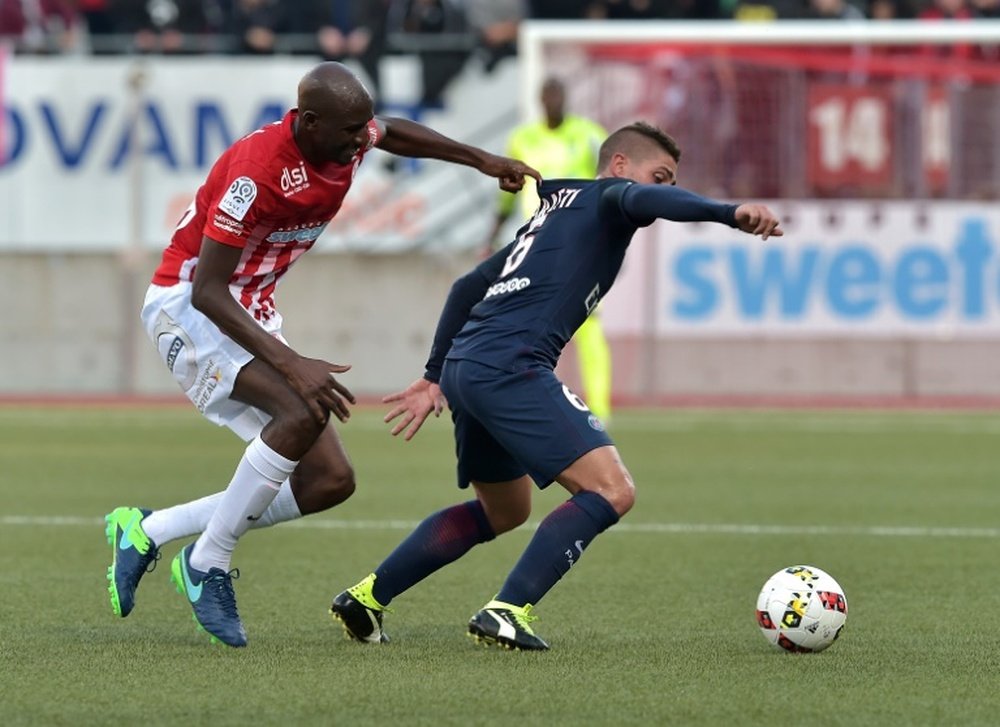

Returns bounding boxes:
[103,62,540,648]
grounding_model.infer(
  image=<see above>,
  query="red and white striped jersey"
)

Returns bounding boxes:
[152,109,382,322]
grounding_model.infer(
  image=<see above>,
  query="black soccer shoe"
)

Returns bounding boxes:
[467,600,549,651]
[329,575,390,644]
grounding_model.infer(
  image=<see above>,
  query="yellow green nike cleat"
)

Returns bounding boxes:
[170,543,247,648]
[105,506,160,618]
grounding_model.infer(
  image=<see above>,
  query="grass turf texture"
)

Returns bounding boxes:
[2,405,1000,725]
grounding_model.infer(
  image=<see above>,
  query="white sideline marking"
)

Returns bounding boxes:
[4,515,999,539]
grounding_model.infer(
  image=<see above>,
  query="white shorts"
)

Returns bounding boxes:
[141,282,281,441]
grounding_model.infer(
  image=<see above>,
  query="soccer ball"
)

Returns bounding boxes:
[755,565,848,653]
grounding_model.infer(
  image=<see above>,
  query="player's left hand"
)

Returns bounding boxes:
[480,154,542,193]
[734,204,783,240]
[383,377,447,441]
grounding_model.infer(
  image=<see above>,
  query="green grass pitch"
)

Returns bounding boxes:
[2,405,1000,725]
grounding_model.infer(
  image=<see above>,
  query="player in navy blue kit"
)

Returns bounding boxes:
[330,122,782,650]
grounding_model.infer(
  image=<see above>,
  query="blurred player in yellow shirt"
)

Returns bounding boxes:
[483,78,613,423]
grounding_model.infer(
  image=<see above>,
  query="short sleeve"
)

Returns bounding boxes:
[202,160,276,248]
[364,118,384,151]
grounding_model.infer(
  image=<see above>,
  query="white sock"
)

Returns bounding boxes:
[189,437,297,572]
[141,478,303,547]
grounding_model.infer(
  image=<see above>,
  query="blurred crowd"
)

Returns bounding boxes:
[1,0,996,107]
[2,0,998,57]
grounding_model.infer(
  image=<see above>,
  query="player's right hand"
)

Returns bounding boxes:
[479,154,542,193]
[286,356,356,424]
[383,377,446,441]
[734,204,783,240]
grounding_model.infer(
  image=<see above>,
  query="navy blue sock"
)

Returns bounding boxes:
[372,500,495,606]
[496,491,619,607]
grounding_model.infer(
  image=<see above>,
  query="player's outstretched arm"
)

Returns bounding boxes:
[616,184,782,239]
[376,116,541,193]
[383,378,446,441]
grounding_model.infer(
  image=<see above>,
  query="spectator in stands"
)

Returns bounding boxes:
[728,0,803,20]
[77,0,114,53]
[464,0,524,72]
[920,0,975,18]
[589,0,680,18]
[288,1,390,97]
[919,0,976,59]
[528,1,602,19]
[867,0,915,18]
[662,0,724,18]
[807,0,867,19]
[387,0,469,107]
[970,0,1000,16]
[231,0,282,54]
[0,0,78,53]
[110,0,224,54]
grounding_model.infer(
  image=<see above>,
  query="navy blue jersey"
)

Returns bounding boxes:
[448,178,632,371]
[423,177,738,381]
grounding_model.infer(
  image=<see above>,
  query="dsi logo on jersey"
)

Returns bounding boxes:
[484,277,531,299]
[280,162,309,197]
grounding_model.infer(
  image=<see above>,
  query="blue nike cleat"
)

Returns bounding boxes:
[170,543,247,648]
[105,506,160,618]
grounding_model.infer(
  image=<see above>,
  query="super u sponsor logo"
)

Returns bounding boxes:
[266,222,328,244]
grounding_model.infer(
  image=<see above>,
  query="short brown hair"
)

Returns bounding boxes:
[597,122,681,171]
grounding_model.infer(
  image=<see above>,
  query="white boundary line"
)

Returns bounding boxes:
[4,515,999,539]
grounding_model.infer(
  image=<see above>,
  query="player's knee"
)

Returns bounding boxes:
[480,497,531,535]
[274,402,327,447]
[609,480,636,516]
[594,474,635,517]
[321,464,356,508]
[293,461,356,513]
[315,455,356,507]
[491,502,531,535]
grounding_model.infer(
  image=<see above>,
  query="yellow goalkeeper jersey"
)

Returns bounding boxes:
[500,114,607,220]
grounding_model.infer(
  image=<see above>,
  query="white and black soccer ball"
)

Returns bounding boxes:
[756,565,848,653]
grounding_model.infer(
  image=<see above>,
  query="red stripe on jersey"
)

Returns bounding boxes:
[255,242,298,320]
[236,225,272,313]
[253,240,316,319]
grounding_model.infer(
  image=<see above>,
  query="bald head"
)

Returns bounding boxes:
[297,62,372,115]
[294,62,376,166]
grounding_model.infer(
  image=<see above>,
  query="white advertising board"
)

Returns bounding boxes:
[0,57,497,251]
[601,202,1000,337]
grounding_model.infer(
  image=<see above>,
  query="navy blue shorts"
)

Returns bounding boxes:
[439,358,613,489]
